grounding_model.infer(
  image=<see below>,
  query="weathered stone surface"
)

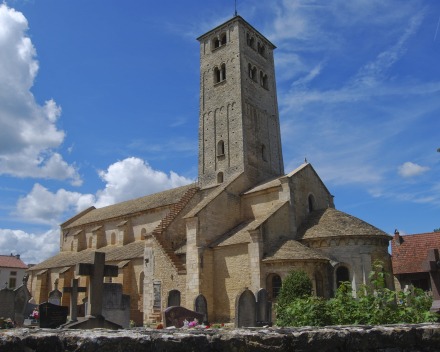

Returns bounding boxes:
[1,324,440,352]
[0,288,15,321]
[163,306,204,328]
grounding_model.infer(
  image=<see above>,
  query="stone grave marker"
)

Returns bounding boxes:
[48,279,62,305]
[167,289,181,307]
[0,288,15,321]
[235,287,256,328]
[14,283,32,326]
[62,252,121,329]
[163,306,204,328]
[62,278,87,322]
[193,293,208,325]
[102,283,130,329]
[39,302,68,328]
[255,288,272,327]
[153,281,161,310]
[422,248,440,313]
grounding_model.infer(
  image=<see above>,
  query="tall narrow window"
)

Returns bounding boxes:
[262,144,267,161]
[221,64,226,81]
[248,63,253,79]
[217,140,225,156]
[221,33,227,45]
[213,37,220,49]
[88,237,93,249]
[249,37,255,49]
[272,275,282,298]
[214,67,220,84]
[247,33,250,46]
[111,232,116,245]
[260,73,268,89]
[217,172,224,184]
[139,272,144,294]
[336,266,349,288]
[308,194,315,213]
[315,272,324,297]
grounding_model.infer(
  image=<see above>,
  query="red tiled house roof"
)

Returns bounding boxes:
[0,255,27,269]
[391,232,440,274]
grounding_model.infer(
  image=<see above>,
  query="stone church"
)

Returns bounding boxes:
[27,16,393,325]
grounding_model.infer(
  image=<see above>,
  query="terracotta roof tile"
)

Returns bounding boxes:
[27,241,145,271]
[297,208,390,240]
[65,183,197,229]
[0,255,28,269]
[391,232,440,274]
[263,239,329,261]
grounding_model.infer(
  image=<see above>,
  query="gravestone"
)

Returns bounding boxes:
[62,279,87,322]
[61,252,121,329]
[235,287,256,328]
[167,289,181,307]
[14,283,32,326]
[193,293,208,325]
[422,248,440,313]
[48,280,62,305]
[101,283,130,329]
[24,302,37,319]
[0,288,15,321]
[39,302,68,328]
[255,288,272,327]
[153,281,161,310]
[163,306,204,328]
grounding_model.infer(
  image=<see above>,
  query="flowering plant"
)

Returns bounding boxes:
[157,324,164,329]
[30,308,39,320]
[129,320,135,328]
[4,318,16,329]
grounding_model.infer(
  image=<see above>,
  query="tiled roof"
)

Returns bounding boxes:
[263,239,329,261]
[0,255,28,269]
[297,208,390,240]
[391,232,440,275]
[241,176,281,195]
[209,201,288,247]
[184,173,242,219]
[65,183,197,229]
[27,241,145,271]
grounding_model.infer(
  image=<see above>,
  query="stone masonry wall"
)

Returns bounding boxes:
[2,324,440,352]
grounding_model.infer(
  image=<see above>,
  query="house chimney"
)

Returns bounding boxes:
[394,229,401,246]
[15,254,20,260]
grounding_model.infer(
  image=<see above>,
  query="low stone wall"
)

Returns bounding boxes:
[1,323,440,352]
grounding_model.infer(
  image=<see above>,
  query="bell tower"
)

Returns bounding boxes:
[197,16,284,189]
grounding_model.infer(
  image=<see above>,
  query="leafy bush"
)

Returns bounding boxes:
[276,260,439,327]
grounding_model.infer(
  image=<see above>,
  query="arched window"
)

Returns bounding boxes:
[221,33,227,45]
[221,64,226,81]
[249,37,255,49]
[214,67,220,84]
[248,63,253,79]
[139,272,144,294]
[308,194,315,213]
[258,43,266,57]
[70,240,74,251]
[247,33,250,46]
[260,72,268,89]
[111,232,116,245]
[213,37,220,49]
[217,140,225,156]
[88,237,93,249]
[315,272,324,297]
[336,266,349,288]
[261,144,267,161]
[272,275,282,298]
[217,172,224,184]
[248,64,257,81]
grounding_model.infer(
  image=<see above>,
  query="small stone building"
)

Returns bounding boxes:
[27,15,393,325]
[0,254,27,290]
[392,230,440,291]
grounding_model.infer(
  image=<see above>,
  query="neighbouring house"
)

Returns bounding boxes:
[0,254,28,290]
[26,15,394,325]
[392,230,440,291]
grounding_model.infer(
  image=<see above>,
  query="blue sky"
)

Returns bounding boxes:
[0,0,439,264]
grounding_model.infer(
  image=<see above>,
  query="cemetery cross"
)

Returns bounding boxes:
[62,279,87,322]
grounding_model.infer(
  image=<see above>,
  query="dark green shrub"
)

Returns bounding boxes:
[275,260,438,327]
[277,270,313,306]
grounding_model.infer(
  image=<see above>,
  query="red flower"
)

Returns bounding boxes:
[157,324,164,329]
[205,326,210,329]
[221,323,224,327]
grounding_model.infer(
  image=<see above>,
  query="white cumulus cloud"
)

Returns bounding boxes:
[14,157,194,224]
[0,227,60,264]
[398,162,430,178]
[0,4,81,185]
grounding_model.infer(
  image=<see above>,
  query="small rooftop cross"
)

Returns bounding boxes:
[54,279,59,291]
[76,252,118,317]
[422,248,440,313]
[62,279,87,322]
